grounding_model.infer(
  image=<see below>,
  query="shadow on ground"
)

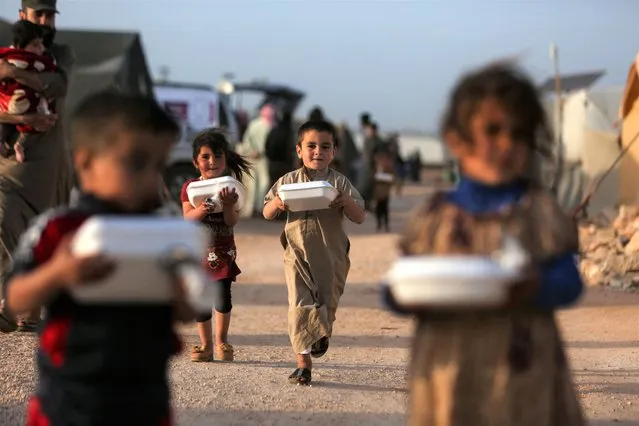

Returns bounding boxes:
[232,282,384,308]
[179,332,410,350]
[175,410,406,426]
[578,287,639,307]
[567,341,639,349]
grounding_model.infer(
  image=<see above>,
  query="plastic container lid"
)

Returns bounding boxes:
[279,181,336,192]
[186,176,246,211]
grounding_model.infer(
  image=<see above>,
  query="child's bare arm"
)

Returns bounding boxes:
[6,236,115,313]
[182,201,212,220]
[343,195,366,224]
[219,187,240,227]
[6,260,65,313]
[222,205,239,227]
[332,179,366,224]
[263,178,286,220]
[331,192,365,224]
[263,196,287,220]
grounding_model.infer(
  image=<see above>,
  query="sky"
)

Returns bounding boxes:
[1,0,638,132]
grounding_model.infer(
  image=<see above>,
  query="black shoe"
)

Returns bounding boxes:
[288,368,312,386]
[311,336,329,358]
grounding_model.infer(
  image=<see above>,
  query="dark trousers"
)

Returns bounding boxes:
[196,278,233,322]
[375,198,390,230]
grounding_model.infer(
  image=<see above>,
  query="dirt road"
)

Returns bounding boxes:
[0,182,637,425]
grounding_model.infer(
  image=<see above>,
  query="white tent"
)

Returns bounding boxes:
[544,86,623,214]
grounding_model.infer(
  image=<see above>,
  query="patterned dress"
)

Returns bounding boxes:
[398,179,585,426]
[180,179,240,281]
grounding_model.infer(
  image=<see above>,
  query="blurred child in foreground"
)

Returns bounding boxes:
[387,63,585,426]
[4,91,193,425]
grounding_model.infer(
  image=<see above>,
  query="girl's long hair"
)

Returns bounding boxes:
[192,128,253,183]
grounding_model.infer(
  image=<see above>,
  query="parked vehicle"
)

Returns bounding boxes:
[155,81,239,202]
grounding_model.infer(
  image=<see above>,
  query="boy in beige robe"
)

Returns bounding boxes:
[263,120,365,386]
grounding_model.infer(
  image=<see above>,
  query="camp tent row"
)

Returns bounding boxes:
[0,18,154,133]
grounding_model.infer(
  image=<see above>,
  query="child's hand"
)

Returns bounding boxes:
[219,187,239,206]
[274,194,288,211]
[195,200,216,215]
[50,234,116,287]
[330,191,352,209]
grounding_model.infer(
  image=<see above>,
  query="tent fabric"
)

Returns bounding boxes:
[541,87,623,214]
[581,129,621,215]
[545,88,623,164]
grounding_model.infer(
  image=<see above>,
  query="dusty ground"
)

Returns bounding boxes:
[0,181,638,425]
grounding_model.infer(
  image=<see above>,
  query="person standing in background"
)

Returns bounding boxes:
[359,122,384,211]
[238,104,274,218]
[359,112,371,137]
[0,0,74,333]
[265,110,295,188]
[335,122,359,183]
[387,133,406,197]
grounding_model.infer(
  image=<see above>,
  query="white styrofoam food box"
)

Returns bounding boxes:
[375,172,394,183]
[384,256,521,308]
[186,176,246,212]
[70,216,211,305]
[278,180,339,212]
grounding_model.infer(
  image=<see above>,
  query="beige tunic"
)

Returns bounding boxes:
[400,189,585,426]
[0,44,74,282]
[265,167,364,353]
[238,117,271,217]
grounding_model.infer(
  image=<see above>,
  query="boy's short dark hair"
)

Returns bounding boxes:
[12,20,43,50]
[71,91,180,153]
[297,120,338,148]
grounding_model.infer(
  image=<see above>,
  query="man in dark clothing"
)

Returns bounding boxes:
[358,122,384,211]
[335,122,359,183]
[265,111,295,187]
[308,106,326,122]
[359,112,371,134]
[0,0,75,333]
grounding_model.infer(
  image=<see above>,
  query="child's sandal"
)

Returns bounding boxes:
[288,368,312,386]
[190,345,213,362]
[0,312,18,334]
[17,319,39,333]
[215,343,234,362]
